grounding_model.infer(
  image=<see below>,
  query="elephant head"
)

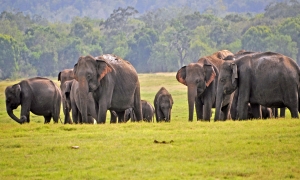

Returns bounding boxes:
[215,61,238,120]
[73,55,113,123]
[58,69,74,89]
[158,94,173,122]
[5,84,24,124]
[176,59,217,121]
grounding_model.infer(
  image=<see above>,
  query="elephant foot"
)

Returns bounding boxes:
[20,116,27,124]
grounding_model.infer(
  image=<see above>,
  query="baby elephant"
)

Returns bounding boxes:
[5,77,62,124]
[141,100,155,122]
[154,87,174,122]
[63,79,97,124]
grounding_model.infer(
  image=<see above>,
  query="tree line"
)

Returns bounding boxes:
[0,0,300,80]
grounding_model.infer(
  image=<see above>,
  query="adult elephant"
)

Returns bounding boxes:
[58,69,74,124]
[5,77,61,124]
[215,52,300,120]
[176,59,218,121]
[225,50,287,120]
[154,87,174,122]
[73,54,142,123]
[62,80,97,124]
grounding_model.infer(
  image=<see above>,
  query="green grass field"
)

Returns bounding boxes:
[0,73,299,180]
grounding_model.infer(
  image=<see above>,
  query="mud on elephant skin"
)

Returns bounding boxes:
[5,77,62,124]
[73,54,142,123]
[154,87,174,122]
[215,51,300,120]
[63,79,97,124]
[177,58,218,121]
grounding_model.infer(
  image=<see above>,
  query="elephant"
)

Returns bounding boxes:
[62,79,97,124]
[199,50,235,120]
[73,54,142,123]
[247,104,273,119]
[58,69,74,124]
[141,100,155,122]
[5,77,62,124]
[154,87,174,122]
[225,50,287,120]
[215,51,300,120]
[176,58,218,121]
[111,100,154,122]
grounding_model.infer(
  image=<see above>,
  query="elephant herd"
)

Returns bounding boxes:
[5,54,173,124]
[177,50,300,121]
[5,50,300,124]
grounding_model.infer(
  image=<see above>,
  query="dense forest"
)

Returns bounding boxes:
[0,0,300,79]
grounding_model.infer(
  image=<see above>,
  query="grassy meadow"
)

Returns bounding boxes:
[0,73,300,179]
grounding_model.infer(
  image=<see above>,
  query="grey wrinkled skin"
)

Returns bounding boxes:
[5,77,62,124]
[62,80,97,124]
[176,59,218,121]
[73,54,142,124]
[215,51,300,120]
[154,87,173,122]
[58,69,74,124]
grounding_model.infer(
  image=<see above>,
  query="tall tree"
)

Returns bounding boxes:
[0,34,19,79]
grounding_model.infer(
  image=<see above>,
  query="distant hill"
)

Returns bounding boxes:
[0,0,284,22]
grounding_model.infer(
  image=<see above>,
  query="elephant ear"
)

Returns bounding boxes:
[176,66,187,86]
[231,63,238,84]
[58,72,61,81]
[12,84,21,98]
[96,59,113,82]
[73,63,78,81]
[203,60,216,87]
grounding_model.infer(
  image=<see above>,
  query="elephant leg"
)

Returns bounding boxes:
[44,116,51,124]
[110,110,117,123]
[87,116,94,124]
[71,105,79,124]
[221,104,230,121]
[117,111,125,123]
[287,106,299,118]
[230,91,238,120]
[98,104,107,124]
[251,104,261,119]
[156,109,164,122]
[195,97,203,120]
[279,107,286,117]
[237,102,249,120]
[273,108,278,118]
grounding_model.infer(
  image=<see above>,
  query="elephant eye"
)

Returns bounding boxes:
[220,78,225,83]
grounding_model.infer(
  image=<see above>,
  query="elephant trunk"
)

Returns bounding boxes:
[187,85,197,121]
[78,78,89,123]
[6,107,23,124]
[162,108,170,122]
[214,83,223,121]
